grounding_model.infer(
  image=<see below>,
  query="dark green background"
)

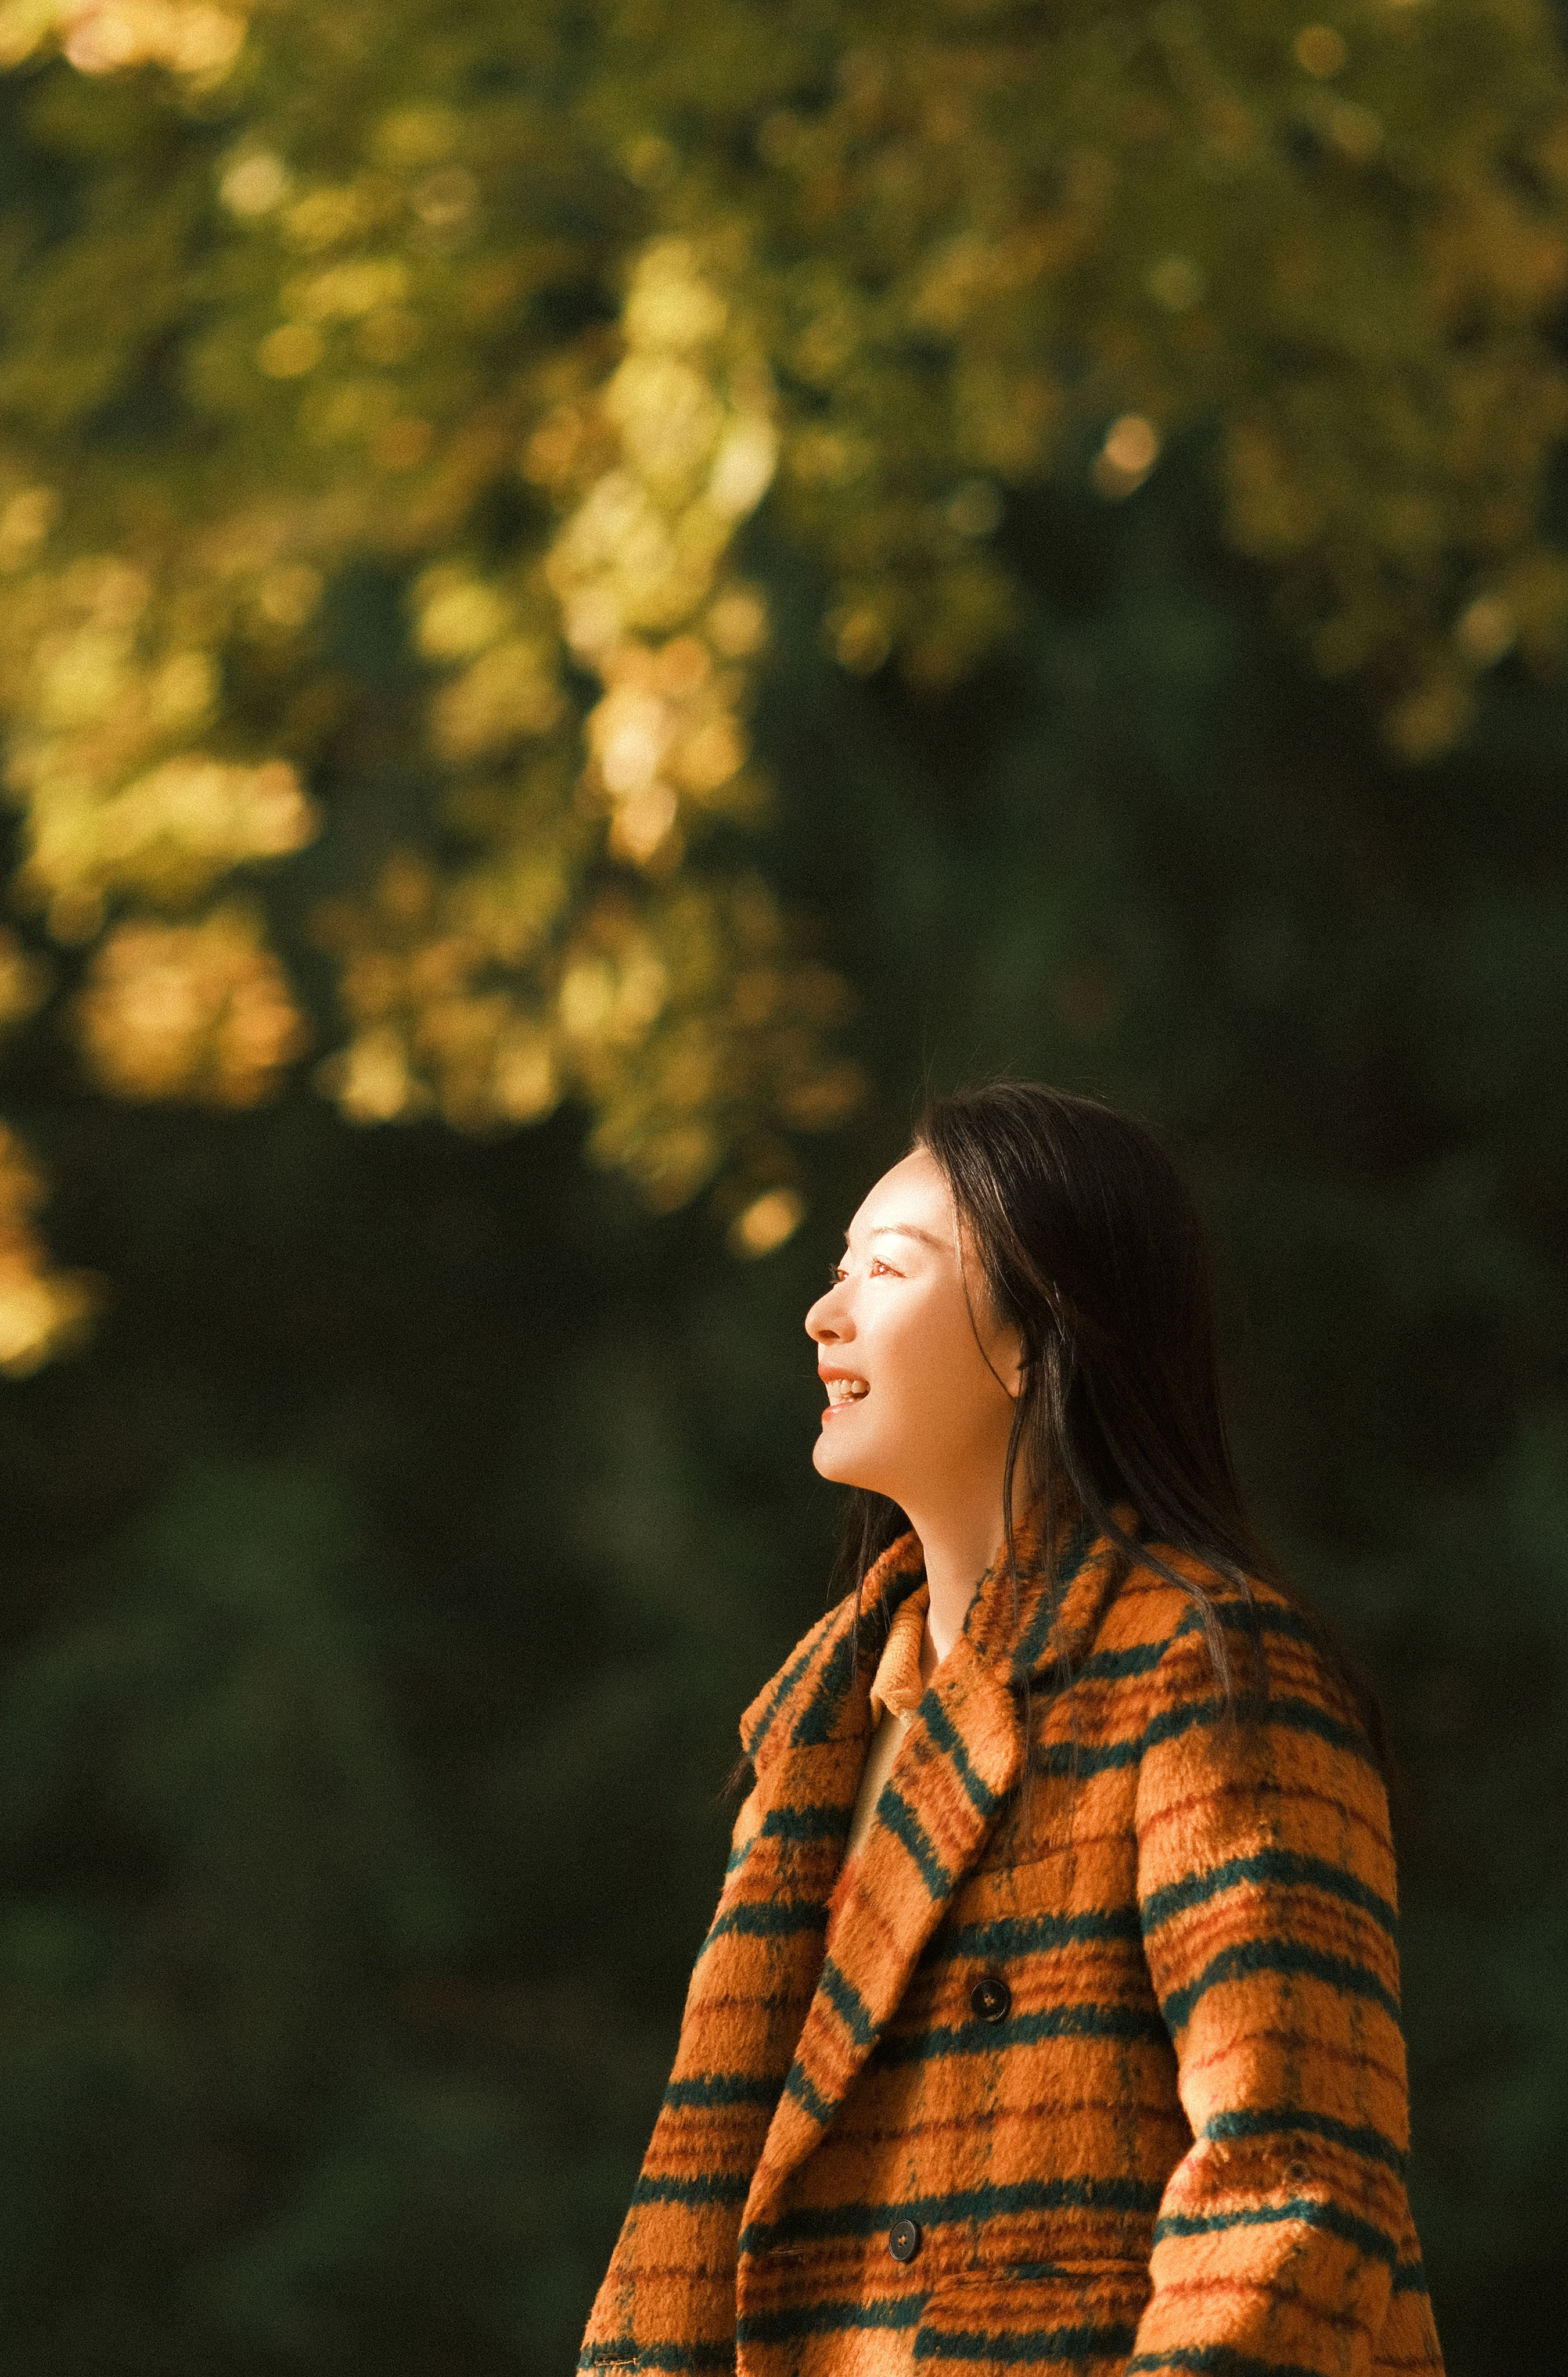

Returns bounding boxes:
[2,456,1564,2374]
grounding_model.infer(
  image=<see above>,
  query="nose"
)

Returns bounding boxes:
[805,1284,850,1344]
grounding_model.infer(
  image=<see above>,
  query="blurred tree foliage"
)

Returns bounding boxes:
[1,6,1566,2376]
[6,0,1568,1347]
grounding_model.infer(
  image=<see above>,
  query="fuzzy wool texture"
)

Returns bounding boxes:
[579,1525,1445,2377]
[842,1581,930,1864]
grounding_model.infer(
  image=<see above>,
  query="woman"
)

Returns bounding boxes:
[580,1083,1444,2377]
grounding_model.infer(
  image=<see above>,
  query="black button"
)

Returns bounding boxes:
[887,2216,922,2264]
[970,1974,1011,2024]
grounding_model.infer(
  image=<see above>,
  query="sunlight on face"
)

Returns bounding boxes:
[803,1147,1022,1517]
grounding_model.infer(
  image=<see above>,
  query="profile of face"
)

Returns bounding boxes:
[804,1147,1024,1523]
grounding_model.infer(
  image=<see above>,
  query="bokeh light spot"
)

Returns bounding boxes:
[1294,24,1349,76]
[729,1185,805,1258]
[257,323,324,378]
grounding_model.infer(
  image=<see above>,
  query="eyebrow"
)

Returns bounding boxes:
[841,1222,945,1251]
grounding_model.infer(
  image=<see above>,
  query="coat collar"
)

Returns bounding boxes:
[736,1507,1131,2241]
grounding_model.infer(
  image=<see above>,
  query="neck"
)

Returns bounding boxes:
[905,1496,1012,1665]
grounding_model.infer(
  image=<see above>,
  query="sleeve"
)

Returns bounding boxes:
[728,1776,764,1869]
[1128,1596,1445,2377]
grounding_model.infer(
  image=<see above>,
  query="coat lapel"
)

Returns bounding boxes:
[701,1532,926,2121]
[742,1510,1128,2235]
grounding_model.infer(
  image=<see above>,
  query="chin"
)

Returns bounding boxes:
[812,1432,847,1481]
[812,1429,888,1495]
[812,1430,862,1484]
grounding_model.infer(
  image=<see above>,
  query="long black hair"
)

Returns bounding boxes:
[837,1081,1387,1769]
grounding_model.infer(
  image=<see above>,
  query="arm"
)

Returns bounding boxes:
[1128,1594,1442,2377]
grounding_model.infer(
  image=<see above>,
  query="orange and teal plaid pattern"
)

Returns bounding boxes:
[580,1524,1444,2377]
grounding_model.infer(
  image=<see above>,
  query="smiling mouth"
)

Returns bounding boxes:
[823,1377,869,1406]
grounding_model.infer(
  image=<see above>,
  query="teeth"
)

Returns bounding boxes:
[826,1377,869,1403]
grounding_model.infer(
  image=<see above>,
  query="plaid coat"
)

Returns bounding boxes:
[580,1524,1445,2377]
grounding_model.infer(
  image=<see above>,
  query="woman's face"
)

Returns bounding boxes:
[804,1147,1023,1514]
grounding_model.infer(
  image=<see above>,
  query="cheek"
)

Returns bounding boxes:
[898,1308,1011,1445]
[865,1326,976,1467]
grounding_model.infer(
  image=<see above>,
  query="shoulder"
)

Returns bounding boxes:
[1089,1551,1374,1748]
[1098,1552,1391,1848]
[1077,1546,1253,1682]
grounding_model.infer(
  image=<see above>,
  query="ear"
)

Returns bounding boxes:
[998,1324,1027,1401]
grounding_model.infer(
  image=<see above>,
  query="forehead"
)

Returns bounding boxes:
[844,1147,956,1249]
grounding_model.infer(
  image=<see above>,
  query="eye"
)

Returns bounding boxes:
[829,1263,847,1283]
[868,1258,894,1276]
